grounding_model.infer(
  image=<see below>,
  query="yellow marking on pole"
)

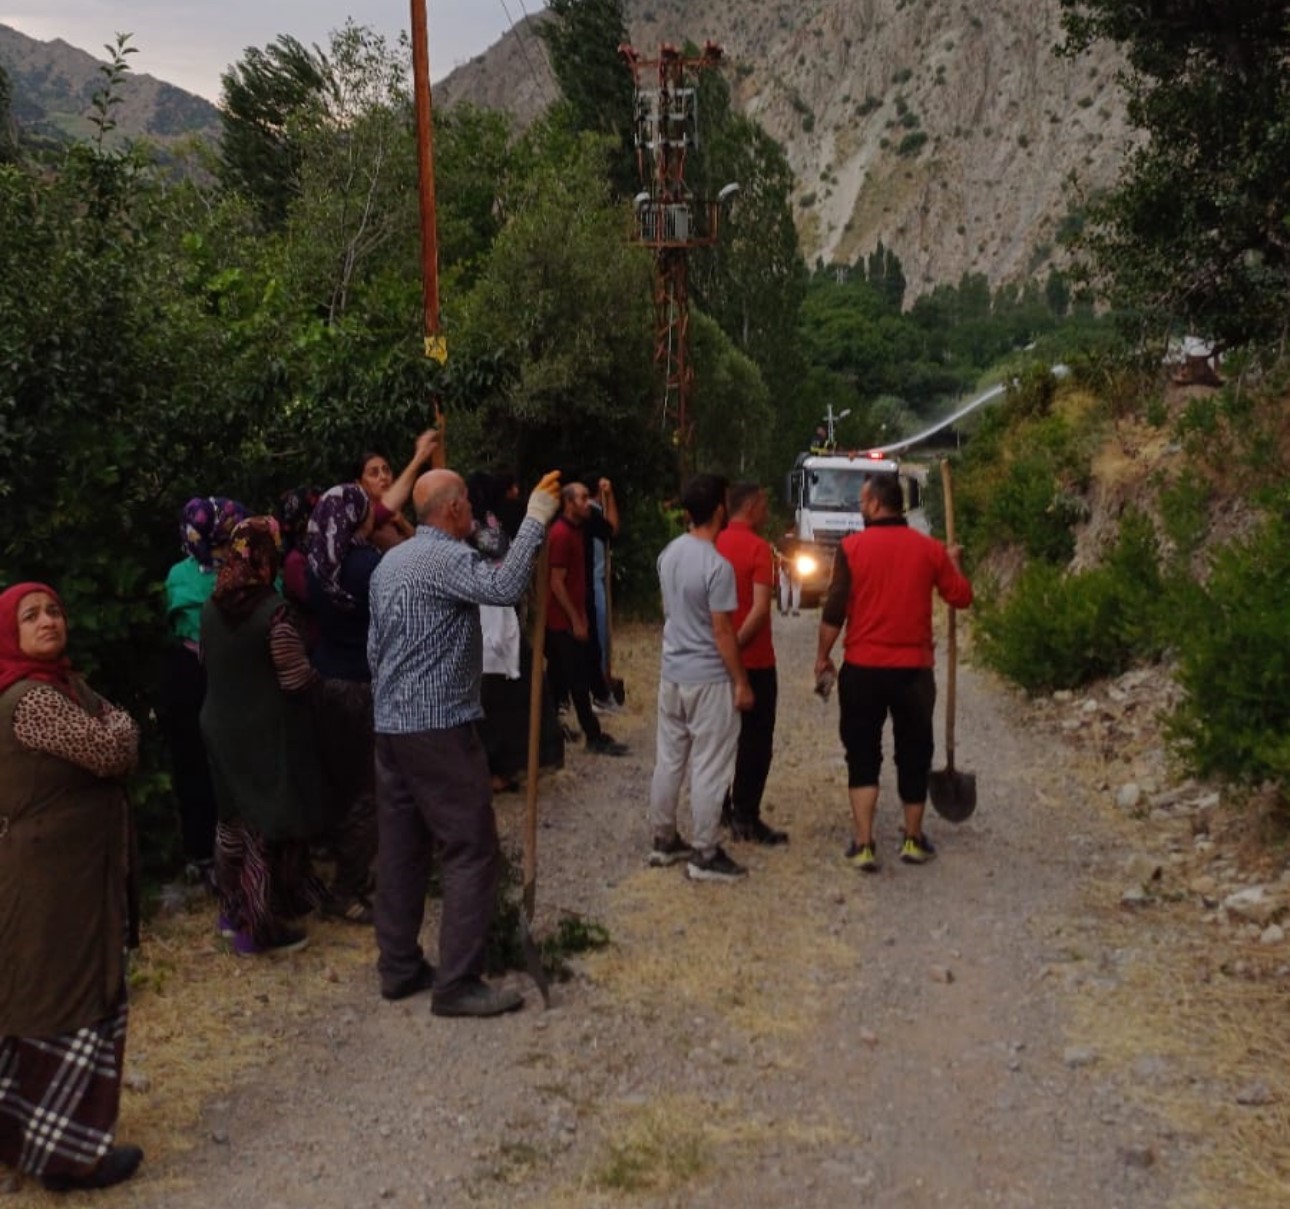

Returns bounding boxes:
[424,335,448,363]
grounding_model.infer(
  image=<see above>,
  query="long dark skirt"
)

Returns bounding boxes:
[477,642,564,781]
[0,994,128,1179]
[158,644,219,864]
[310,678,378,901]
[215,819,324,945]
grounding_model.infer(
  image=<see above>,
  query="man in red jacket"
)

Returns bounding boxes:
[814,473,972,872]
[716,483,788,845]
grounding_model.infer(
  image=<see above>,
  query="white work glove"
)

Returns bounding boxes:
[525,470,562,526]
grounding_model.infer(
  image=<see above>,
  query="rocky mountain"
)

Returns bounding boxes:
[0,23,220,149]
[437,0,1134,295]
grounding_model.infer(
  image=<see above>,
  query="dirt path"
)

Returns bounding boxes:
[63,618,1206,1207]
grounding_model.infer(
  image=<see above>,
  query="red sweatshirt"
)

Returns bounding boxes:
[821,518,973,668]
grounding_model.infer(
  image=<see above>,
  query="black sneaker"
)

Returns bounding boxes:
[686,846,748,883]
[42,1145,143,1192]
[431,979,524,1018]
[730,818,789,845]
[381,959,436,1002]
[648,833,694,867]
[586,734,628,756]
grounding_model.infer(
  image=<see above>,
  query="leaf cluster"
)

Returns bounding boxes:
[1058,0,1290,350]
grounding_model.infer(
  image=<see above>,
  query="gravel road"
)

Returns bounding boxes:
[116,614,1181,1209]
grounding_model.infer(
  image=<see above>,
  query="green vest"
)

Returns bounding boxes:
[199,594,326,841]
[0,681,128,1037]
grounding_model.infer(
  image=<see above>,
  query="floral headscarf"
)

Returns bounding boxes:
[305,484,371,612]
[276,486,321,554]
[0,582,77,700]
[212,517,282,626]
[181,497,249,570]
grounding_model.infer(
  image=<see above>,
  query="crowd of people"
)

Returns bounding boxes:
[0,442,971,1193]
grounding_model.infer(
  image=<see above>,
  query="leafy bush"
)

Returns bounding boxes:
[976,509,1166,692]
[1168,509,1290,789]
[896,131,928,157]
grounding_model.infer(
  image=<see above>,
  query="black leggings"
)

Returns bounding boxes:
[838,664,936,802]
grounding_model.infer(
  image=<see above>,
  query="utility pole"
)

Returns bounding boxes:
[619,40,735,480]
[409,0,447,465]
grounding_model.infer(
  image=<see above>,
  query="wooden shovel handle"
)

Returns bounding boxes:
[603,545,615,678]
[940,460,957,771]
[523,541,551,906]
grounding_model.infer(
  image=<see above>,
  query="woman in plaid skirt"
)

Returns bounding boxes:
[0,582,144,1192]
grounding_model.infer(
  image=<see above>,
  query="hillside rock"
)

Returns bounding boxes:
[437,0,1133,295]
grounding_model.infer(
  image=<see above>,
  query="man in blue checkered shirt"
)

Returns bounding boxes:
[368,466,561,1018]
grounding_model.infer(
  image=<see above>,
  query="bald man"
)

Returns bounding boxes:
[368,466,561,1018]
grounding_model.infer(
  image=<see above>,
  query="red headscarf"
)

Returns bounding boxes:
[0,582,77,700]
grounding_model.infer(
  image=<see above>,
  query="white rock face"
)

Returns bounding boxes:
[438,0,1132,292]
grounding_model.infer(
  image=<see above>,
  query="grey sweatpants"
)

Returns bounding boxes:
[648,678,739,856]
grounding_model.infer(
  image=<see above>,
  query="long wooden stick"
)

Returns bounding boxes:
[409,0,447,468]
[940,459,957,774]
[523,543,551,915]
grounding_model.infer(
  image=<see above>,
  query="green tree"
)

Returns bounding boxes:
[280,23,419,325]
[689,310,773,476]
[457,121,660,483]
[1059,1,1290,349]
[0,63,16,163]
[688,68,805,479]
[219,34,333,227]
[538,0,637,198]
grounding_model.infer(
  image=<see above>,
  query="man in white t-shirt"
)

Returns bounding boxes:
[647,474,755,882]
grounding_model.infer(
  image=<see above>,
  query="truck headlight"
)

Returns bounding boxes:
[794,553,818,577]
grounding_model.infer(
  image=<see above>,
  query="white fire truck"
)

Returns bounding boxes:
[782,449,927,606]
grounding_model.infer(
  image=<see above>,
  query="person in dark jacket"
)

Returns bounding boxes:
[0,582,144,1192]
[200,518,325,955]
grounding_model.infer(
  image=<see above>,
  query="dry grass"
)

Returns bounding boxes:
[585,870,856,1041]
[585,625,860,1040]
[535,1095,843,1205]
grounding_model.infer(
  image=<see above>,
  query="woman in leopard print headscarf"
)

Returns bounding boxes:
[0,582,145,1193]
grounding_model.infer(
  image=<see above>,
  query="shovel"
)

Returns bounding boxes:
[928,459,977,822]
[519,540,553,1007]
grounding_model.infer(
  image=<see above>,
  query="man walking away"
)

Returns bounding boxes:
[368,467,561,1017]
[814,473,972,873]
[547,483,627,756]
[648,474,754,883]
[715,483,787,845]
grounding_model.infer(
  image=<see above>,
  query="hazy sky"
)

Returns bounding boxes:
[0,1,545,101]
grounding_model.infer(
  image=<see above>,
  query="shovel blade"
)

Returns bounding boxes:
[928,767,977,822]
[518,906,552,1009]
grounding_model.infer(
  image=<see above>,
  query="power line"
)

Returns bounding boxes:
[497,0,554,106]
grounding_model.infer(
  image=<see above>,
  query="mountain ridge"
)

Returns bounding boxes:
[0,23,220,148]
[437,0,1134,295]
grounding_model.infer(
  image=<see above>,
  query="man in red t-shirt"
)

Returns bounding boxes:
[814,473,972,872]
[715,483,788,845]
[546,482,627,756]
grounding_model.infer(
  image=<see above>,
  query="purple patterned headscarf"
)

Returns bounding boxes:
[304,484,371,611]
[181,497,249,570]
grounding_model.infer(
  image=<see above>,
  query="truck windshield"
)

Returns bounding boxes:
[806,469,867,512]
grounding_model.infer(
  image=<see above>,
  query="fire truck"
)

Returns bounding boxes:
[782,449,927,606]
